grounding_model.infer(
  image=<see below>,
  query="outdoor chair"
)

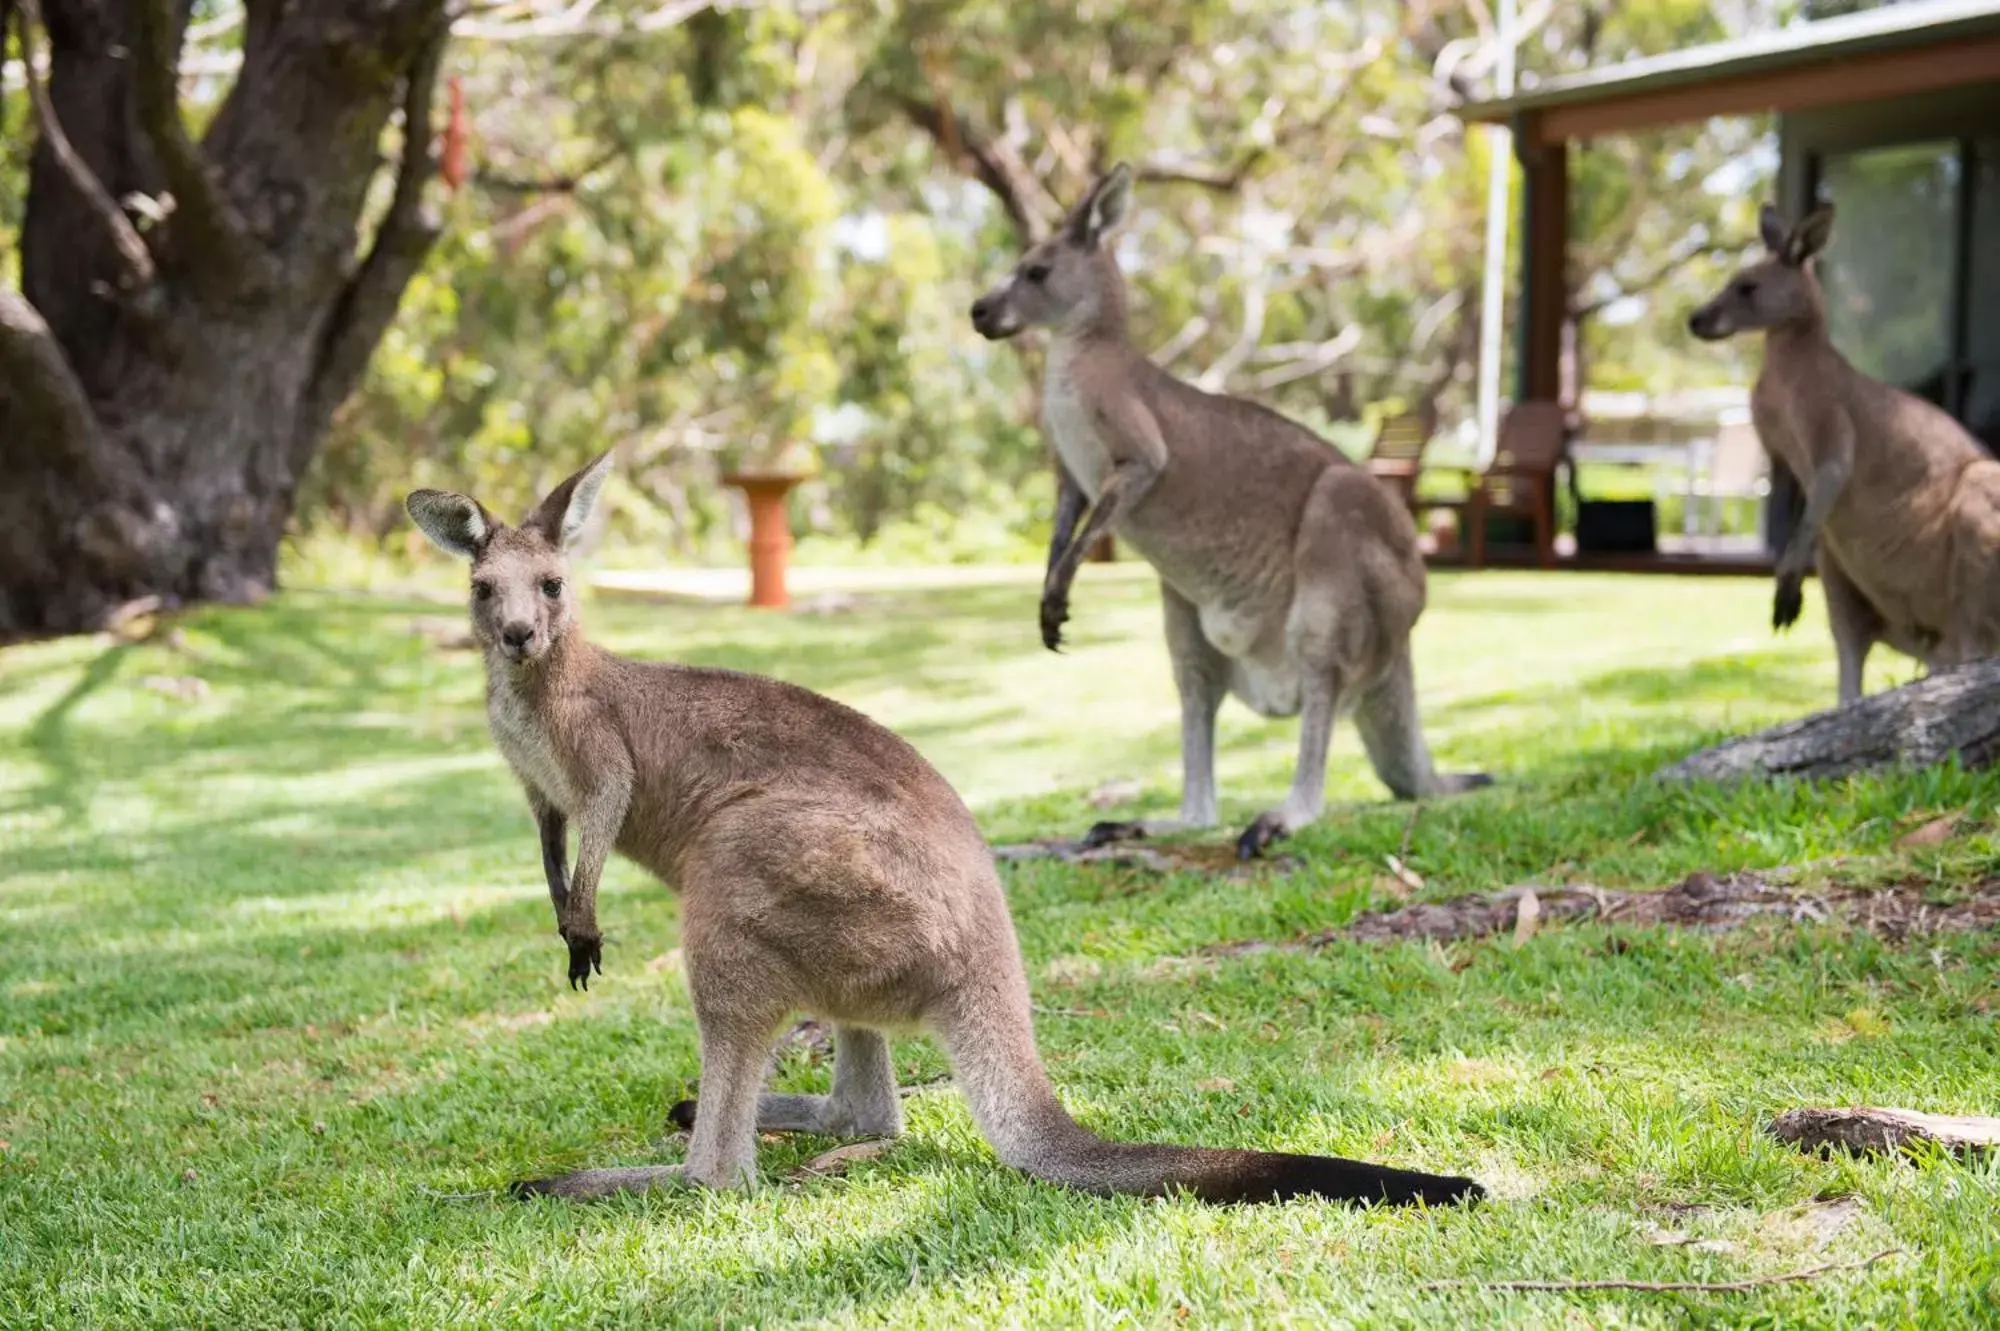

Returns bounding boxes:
[1363,409,1439,512]
[1690,419,1770,542]
[1467,401,1568,569]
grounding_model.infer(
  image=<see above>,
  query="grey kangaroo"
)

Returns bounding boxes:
[405,457,1484,1206]
[1690,203,2000,704]
[970,165,1488,860]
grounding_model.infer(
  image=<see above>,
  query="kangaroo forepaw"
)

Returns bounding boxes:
[561,928,603,990]
[1773,574,1805,630]
[1235,812,1288,861]
[1082,819,1147,849]
[1039,594,1071,652]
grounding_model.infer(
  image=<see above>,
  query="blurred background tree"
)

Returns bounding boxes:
[2,0,1814,626]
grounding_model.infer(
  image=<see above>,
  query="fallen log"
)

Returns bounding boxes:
[1658,659,2000,783]
[1768,1107,2000,1158]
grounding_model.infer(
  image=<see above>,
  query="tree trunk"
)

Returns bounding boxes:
[0,0,449,640]
[1657,660,2000,783]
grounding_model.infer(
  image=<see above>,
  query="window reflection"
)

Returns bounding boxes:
[1816,141,1958,403]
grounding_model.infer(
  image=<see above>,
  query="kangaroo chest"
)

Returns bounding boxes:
[1041,345,1110,495]
[487,676,581,813]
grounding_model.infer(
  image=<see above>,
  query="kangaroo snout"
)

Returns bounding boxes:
[1687,307,1728,341]
[969,293,1019,340]
[501,622,535,652]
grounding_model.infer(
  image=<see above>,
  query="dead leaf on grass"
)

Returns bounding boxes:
[791,1139,892,1178]
[1759,1195,1863,1250]
[646,949,683,974]
[1087,778,1143,809]
[1446,1058,1511,1087]
[1194,1077,1236,1092]
[1896,813,1964,849]
[138,674,209,702]
[1384,854,1425,893]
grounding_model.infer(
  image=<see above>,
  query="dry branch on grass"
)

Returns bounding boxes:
[1769,1107,2000,1158]
[1659,660,2000,783]
[1203,870,2000,956]
[1421,1248,1902,1295]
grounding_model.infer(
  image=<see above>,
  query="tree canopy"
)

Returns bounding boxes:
[1,0,1815,596]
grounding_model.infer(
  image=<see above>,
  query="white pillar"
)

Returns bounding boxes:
[1474,0,1517,466]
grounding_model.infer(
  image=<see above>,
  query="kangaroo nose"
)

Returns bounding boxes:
[502,623,533,649]
[970,297,990,322]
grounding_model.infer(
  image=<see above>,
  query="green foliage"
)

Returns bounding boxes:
[0,1,1802,552]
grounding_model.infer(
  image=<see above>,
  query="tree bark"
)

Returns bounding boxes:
[1768,1107,2000,1158]
[1657,660,2000,783]
[0,0,450,639]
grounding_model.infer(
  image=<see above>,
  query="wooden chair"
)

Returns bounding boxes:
[1467,402,1568,569]
[1364,409,1438,512]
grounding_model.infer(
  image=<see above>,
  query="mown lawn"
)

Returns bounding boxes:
[2,566,1996,1328]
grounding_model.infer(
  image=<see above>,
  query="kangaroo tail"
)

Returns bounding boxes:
[933,984,1483,1207]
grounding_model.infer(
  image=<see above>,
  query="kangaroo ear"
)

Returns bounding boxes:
[1067,162,1133,249]
[406,489,492,559]
[1758,203,1790,255]
[1787,205,1835,265]
[525,450,615,548]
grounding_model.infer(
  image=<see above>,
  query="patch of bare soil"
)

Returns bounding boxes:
[1204,870,2000,957]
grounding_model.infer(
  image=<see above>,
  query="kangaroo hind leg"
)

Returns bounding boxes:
[1353,649,1488,800]
[1083,582,1229,847]
[667,1024,904,1138]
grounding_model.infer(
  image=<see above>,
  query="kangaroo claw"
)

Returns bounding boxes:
[1235,813,1288,861]
[562,929,603,990]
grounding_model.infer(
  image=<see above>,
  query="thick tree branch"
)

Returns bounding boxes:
[894,94,1048,241]
[13,0,156,294]
[130,0,254,283]
[0,289,101,471]
[1572,235,1737,320]
[473,145,620,194]
[301,21,449,441]
[1133,155,1265,193]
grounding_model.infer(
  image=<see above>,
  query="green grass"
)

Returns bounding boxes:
[2,566,1997,1328]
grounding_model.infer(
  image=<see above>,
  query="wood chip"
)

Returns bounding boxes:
[1384,854,1425,893]
[1514,889,1541,944]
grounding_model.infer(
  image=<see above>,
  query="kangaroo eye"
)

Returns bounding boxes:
[473,581,494,602]
[1734,280,1758,299]
[541,578,563,599]
[1024,264,1051,284]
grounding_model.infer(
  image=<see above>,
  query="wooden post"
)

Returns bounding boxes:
[1515,126,1568,406]
[721,471,806,609]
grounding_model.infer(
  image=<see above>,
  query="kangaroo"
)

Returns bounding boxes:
[970,164,1488,859]
[1689,203,2000,705]
[404,456,1484,1207]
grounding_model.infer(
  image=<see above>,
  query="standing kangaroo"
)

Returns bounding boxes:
[405,457,1483,1206]
[1689,203,2000,704]
[970,164,1488,858]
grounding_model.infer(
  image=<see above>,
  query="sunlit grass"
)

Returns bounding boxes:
[1,568,1995,1326]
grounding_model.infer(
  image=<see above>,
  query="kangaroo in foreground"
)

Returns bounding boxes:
[970,165,1488,860]
[1689,203,2000,704]
[404,457,1483,1206]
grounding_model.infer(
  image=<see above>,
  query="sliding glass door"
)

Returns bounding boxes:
[1813,137,2000,452]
